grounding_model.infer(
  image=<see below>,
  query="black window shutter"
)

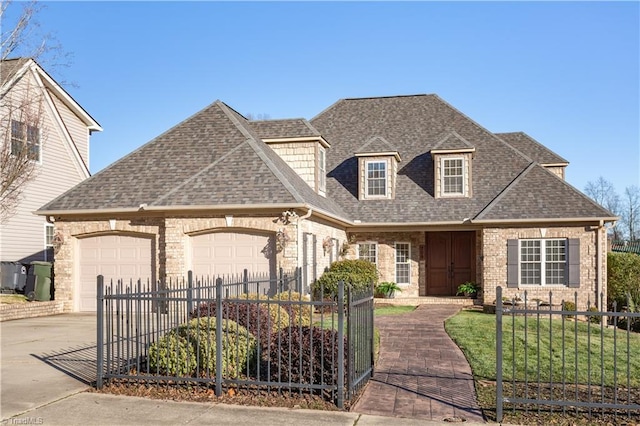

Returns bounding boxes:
[507,239,519,288]
[567,238,580,288]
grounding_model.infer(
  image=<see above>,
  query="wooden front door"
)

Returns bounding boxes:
[425,231,475,296]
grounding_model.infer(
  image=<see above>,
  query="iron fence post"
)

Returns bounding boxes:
[337,280,345,409]
[187,271,193,318]
[496,285,503,423]
[215,277,223,396]
[96,275,104,389]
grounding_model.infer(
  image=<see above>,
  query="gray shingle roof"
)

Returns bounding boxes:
[38,101,348,218]
[40,93,613,224]
[1,58,29,88]
[250,119,320,139]
[355,136,399,155]
[496,132,568,165]
[311,94,611,223]
[432,131,475,151]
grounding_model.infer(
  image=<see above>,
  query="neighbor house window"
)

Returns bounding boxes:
[45,223,54,261]
[395,242,410,285]
[441,157,464,195]
[358,243,377,266]
[318,147,326,193]
[11,120,40,162]
[520,239,566,285]
[366,161,387,197]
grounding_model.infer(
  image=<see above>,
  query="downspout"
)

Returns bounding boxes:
[596,220,603,309]
[297,208,313,269]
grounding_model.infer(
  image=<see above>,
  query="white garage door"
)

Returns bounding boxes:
[191,231,275,279]
[78,235,152,312]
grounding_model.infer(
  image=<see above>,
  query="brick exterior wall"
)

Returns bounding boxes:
[481,225,607,310]
[51,213,348,312]
[0,301,64,322]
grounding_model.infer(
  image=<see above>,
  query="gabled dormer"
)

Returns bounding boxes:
[355,136,401,200]
[431,131,475,198]
[251,119,330,196]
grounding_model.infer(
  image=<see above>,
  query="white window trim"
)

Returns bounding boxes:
[519,238,567,286]
[318,147,326,194]
[364,159,388,199]
[44,223,54,261]
[395,242,411,286]
[11,120,42,164]
[440,156,465,197]
[357,242,378,266]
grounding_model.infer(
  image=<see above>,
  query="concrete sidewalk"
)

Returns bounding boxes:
[4,392,486,426]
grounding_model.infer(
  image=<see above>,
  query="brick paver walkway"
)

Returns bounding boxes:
[352,305,485,422]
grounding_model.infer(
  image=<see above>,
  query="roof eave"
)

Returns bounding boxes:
[472,216,619,225]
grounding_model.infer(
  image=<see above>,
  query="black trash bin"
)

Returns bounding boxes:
[25,261,52,301]
[1,262,27,292]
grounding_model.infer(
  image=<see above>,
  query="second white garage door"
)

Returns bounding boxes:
[191,231,275,278]
[78,235,153,312]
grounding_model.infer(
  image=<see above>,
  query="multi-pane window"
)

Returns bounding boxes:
[520,239,566,285]
[45,224,54,261]
[318,148,326,193]
[11,120,40,161]
[366,161,387,197]
[395,242,410,285]
[442,157,464,195]
[358,243,377,266]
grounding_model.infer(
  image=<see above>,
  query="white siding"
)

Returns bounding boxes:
[50,91,89,167]
[0,69,92,262]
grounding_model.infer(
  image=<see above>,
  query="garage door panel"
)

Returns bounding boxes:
[191,232,274,279]
[79,235,152,312]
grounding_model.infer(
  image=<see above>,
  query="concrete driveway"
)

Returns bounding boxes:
[0,314,97,420]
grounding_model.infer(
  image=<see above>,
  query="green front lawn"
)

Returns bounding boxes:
[446,310,640,387]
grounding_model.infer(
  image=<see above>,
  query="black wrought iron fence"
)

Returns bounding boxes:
[495,286,640,423]
[96,268,373,409]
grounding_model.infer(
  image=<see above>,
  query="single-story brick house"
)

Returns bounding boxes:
[37,94,616,312]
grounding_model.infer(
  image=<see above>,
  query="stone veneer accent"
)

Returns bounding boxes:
[481,225,607,310]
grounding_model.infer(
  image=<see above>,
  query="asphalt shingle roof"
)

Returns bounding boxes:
[1,58,29,89]
[40,93,613,224]
[496,132,568,165]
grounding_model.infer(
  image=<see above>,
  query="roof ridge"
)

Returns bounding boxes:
[342,93,435,101]
[217,101,306,204]
[474,162,536,220]
[497,131,569,164]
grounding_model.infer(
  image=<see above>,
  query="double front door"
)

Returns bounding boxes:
[425,231,475,296]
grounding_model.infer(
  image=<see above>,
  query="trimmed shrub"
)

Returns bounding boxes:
[586,306,601,324]
[237,293,292,331]
[271,291,312,326]
[261,326,346,386]
[608,252,640,309]
[191,300,288,347]
[312,259,377,298]
[148,334,197,377]
[177,318,256,377]
[562,301,576,319]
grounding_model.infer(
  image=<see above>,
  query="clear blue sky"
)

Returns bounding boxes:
[32,1,640,195]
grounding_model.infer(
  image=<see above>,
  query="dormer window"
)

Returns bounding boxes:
[366,160,387,197]
[442,157,464,195]
[355,136,401,201]
[431,131,475,199]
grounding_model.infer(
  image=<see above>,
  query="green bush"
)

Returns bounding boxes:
[586,306,601,324]
[148,334,197,377]
[177,318,256,378]
[608,252,640,309]
[312,259,377,298]
[563,301,576,319]
[271,292,312,326]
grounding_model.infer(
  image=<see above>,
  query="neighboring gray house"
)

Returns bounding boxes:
[37,94,615,312]
[0,58,102,263]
